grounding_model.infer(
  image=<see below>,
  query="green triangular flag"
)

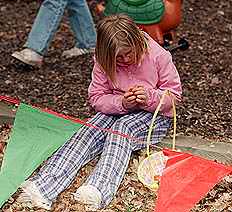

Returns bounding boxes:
[0,103,82,207]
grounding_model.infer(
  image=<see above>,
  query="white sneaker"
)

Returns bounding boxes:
[12,48,43,67]
[18,180,52,210]
[73,185,102,211]
[62,47,95,58]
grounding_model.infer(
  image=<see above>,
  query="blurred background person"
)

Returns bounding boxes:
[12,0,96,67]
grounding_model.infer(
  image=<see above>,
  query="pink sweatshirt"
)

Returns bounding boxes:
[88,35,182,117]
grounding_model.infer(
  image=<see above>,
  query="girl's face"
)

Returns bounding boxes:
[116,47,136,65]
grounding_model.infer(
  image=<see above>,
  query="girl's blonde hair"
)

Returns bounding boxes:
[95,14,148,83]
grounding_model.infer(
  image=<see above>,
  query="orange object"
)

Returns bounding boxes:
[101,0,183,45]
[137,0,182,45]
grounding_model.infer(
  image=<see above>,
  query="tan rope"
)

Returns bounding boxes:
[146,90,177,157]
[172,96,177,151]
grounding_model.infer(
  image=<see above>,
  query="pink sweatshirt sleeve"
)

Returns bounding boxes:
[141,51,182,116]
[88,63,128,114]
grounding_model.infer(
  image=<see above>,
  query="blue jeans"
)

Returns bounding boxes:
[25,0,96,55]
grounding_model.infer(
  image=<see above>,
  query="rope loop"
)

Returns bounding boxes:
[146,90,177,156]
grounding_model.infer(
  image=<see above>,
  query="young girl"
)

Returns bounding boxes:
[19,14,182,211]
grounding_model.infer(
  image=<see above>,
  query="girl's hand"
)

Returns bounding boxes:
[132,85,148,105]
[122,88,138,110]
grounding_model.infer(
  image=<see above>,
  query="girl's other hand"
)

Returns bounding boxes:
[122,88,137,110]
[132,85,148,105]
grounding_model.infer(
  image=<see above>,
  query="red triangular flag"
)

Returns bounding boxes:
[154,148,232,212]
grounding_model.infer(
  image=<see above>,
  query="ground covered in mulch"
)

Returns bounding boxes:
[0,0,232,211]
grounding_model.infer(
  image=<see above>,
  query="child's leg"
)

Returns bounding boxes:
[61,0,96,58]
[81,111,171,208]
[27,113,117,203]
[25,0,68,55]
[132,114,172,151]
[67,0,96,49]
[79,111,171,208]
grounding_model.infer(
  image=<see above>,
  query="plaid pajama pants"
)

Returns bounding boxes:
[31,111,171,208]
